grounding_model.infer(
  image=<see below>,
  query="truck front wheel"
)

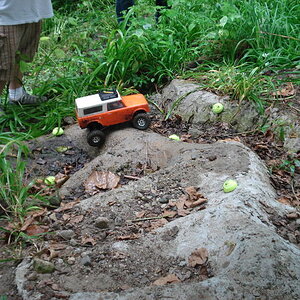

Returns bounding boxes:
[132,113,150,130]
[87,130,105,147]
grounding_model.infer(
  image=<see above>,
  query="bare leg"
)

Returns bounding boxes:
[9,80,22,89]
[9,68,23,89]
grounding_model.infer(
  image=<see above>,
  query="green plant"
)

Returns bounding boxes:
[280,159,300,176]
[0,140,49,228]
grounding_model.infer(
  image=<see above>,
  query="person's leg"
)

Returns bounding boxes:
[9,22,47,104]
[0,25,10,100]
[116,0,135,23]
[0,23,26,102]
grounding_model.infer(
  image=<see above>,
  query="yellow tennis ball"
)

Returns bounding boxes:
[212,103,224,114]
[44,176,56,186]
[169,134,180,141]
[52,127,64,136]
[223,179,238,193]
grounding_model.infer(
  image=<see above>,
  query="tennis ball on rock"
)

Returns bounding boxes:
[44,176,56,186]
[169,134,180,141]
[52,127,64,136]
[212,103,224,114]
[223,179,238,193]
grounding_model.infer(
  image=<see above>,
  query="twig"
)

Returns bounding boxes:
[259,31,300,41]
[123,175,141,180]
[129,216,166,223]
[290,180,299,202]
[288,105,300,115]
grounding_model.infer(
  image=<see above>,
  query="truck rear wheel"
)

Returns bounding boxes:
[132,113,150,130]
[87,130,105,147]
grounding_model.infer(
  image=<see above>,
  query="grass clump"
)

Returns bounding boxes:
[1,0,299,135]
[0,137,50,243]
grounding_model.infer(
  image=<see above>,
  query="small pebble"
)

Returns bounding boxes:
[208,155,217,161]
[57,229,75,240]
[80,255,92,267]
[159,197,169,204]
[95,217,111,229]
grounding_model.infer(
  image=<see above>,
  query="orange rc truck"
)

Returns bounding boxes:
[75,89,151,147]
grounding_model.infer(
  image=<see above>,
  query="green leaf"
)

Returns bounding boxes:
[54,49,66,59]
[133,29,144,37]
[188,23,196,32]
[206,31,217,39]
[218,29,229,38]
[219,16,228,27]
[68,17,77,26]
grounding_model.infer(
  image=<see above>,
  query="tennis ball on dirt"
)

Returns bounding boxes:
[212,103,224,114]
[52,127,64,136]
[169,134,180,141]
[223,179,238,193]
[44,176,56,186]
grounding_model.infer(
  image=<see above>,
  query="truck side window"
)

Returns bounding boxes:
[107,101,124,111]
[84,105,103,115]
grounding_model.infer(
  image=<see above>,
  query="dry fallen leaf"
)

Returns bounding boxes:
[49,243,67,251]
[187,198,207,208]
[277,197,292,206]
[177,209,190,217]
[219,137,241,142]
[84,171,120,195]
[272,82,295,97]
[185,186,201,200]
[62,213,71,221]
[150,218,168,230]
[135,211,146,218]
[162,210,177,218]
[175,196,186,210]
[81,235,97,246]
[55,200,79,212]
[68,215,84,225]
[116,234,140,240]
[286,212,299,219]
[153,274,181,286]
[21,208,47,231]
[55,172,70,187]
[25,224,49,236]
[188,247,208,267]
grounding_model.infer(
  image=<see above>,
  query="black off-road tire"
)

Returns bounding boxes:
[87,129,105,147]
[132,113,150,130]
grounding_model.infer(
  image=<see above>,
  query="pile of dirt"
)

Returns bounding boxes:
[1,80,300,299]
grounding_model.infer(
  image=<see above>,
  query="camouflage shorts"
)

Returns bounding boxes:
[0,22,41,82]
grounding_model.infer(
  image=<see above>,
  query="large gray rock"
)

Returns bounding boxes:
[156,79,300,152]
[15,123,299,298]
[47,127,299,300]
[156,79,263,132]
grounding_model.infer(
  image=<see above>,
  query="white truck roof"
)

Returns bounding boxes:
[75,91,122,109]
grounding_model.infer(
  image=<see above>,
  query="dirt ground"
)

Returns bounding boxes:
[0,90,300,299]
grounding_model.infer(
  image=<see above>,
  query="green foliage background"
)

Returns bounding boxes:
[1,0,299,135]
